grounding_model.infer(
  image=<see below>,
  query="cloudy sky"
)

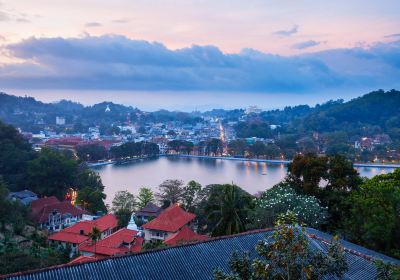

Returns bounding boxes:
[0,0,399,109]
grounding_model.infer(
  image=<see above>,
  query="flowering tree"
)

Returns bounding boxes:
[251,185,328,228]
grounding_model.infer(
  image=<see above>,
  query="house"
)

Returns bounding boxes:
[142,204,196,242]
[48,214,118,256]
[5,227,399,280]
[163,225,208,246]
[78,228,143,257]
[135,202,163,223]
[7,190,38,205]
[30,196,88,231]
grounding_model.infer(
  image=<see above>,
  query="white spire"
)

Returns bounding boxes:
[127,213,138,231]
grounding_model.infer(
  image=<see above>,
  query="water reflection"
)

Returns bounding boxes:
[93,157,395,204]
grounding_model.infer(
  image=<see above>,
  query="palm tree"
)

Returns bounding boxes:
[88,226,101,255]
[206,184,252,237]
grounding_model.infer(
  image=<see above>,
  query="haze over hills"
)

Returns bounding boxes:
[1,89,399,135]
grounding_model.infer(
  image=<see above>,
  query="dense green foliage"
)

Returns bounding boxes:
[0,121,35,189]
[110,141,159,158]
[0,180,70,275]
[235,122,273,138]
[168,140,194,154]
[76,186,107,214]
[27,148,78,199]
[76,144,108,161]
[0,121,107,213]
[137,187,155,209]
[344,170,400,258]
[204,184,254,237]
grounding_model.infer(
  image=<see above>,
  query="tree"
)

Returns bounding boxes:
[251,185,328,229]
[345,170,400,258]
[0,121,34,189]
[206,138,224,156]
[115,208,132,227]
[249,141,266,158]
[287,153,328,195]
[137,187,155,209]
[75,168,105,191]
[228,139,247,156]
[88,227,101,255]
[234,122,272,138]
[76,144,108,161]
[182,180,202,212]
[76,186,107,214]
[111,190,136,213]
[320,155,362,231]
[205,184,253,237]
[27,148,78,199]
[326,154,362,192]
[214,211,348,280]
[156,179,184,205]
[264,144,280,159]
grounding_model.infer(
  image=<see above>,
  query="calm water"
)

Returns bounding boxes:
[92,157,394,204]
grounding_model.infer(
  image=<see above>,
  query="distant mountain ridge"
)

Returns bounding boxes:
[0,90,399,136]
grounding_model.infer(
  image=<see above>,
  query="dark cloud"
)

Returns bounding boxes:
[1,35,399,92]
[85,22,102,27]
[292,40,320,49]
[273,25,298,36]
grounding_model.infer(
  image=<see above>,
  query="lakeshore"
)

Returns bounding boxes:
[87,154,400,169]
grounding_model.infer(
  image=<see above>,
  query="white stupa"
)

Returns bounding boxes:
[105,104,111,112]
[127,213,138,231]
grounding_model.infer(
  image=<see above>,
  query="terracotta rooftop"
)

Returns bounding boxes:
[142,204,196,232]
[30,196,59,216]
[48,214,118,244]
[164,225,208,246]
[48,231,89,244]
[32,201,88,224]
[78,228,143,256]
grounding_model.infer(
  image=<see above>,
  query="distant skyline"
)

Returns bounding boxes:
[0,0,400,106]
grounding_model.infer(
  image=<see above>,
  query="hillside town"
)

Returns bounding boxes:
[2,92,397,164]
[7,190,208,264]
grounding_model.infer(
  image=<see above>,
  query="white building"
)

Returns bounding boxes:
[56,116,66,125]
[245,106,262,115]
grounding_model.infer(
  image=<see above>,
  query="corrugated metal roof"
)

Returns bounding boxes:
[3,228,399,280]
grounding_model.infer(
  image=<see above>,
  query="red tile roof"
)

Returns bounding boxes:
[32,201,88,224]
[49,231,89,244]
[164,225,208,246]
[68,256,100,265]
[48,214,118,244]
[31,196,59,216]
[142,204,196,232]
[79,228,143,256]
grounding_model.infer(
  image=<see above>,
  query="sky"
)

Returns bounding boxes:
[0,0,400,109]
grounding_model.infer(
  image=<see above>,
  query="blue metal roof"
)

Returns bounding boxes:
[3,228,399,280]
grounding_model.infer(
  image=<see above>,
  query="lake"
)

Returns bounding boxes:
[92,156,395,204]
